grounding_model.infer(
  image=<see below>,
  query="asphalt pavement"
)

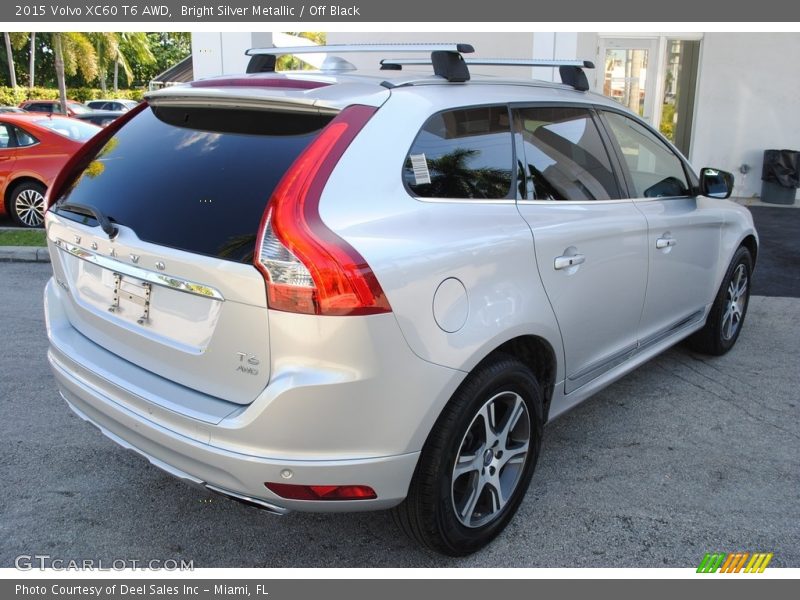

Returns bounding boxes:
[0,260,798,568]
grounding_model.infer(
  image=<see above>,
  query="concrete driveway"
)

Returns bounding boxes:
[0,206,798,568]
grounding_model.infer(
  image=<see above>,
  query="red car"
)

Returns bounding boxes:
[18,99,93,117]
[0,113,100,227]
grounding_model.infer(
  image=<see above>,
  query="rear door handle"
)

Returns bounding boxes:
[554,254,586,270]
[656,237,677,249]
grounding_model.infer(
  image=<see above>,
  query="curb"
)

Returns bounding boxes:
[0,246,50,263]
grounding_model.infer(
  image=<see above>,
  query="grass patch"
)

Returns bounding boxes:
[0,229,47,246]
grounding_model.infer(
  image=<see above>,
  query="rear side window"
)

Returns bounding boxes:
[602,110,689,198]
[404,106,513,200]
[14,125,37,147]
[55,105,332,263]
[0,124,11,148]
[514,106,621,201]
[0,123,39,148]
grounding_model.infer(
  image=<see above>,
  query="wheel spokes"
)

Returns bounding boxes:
[722,264,748,341]
[453,450,483,479]
[452,391,531,528]
[15,189,45,227]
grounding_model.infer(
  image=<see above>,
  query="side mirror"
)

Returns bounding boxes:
[700,167,734,199]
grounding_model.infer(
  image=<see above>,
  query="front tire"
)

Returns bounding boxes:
[9,181,47,228]
[393,356,543,556]
[686,246,753,356]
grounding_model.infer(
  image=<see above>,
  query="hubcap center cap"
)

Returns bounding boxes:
[483,449,494,467]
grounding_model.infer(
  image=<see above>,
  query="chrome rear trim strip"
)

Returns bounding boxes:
[55,239,225,301]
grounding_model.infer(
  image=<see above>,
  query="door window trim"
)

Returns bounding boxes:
[510,101,631,205]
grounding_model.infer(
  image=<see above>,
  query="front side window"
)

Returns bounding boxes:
[602,110,690,198]
[514,106,621,201]
[404,106,513,200]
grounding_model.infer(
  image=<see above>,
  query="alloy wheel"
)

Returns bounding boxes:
[451,391,531,528]
[722,263,748,341]
[14,187,46,227]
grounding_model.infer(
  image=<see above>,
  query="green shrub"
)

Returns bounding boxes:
[0,86,146,106]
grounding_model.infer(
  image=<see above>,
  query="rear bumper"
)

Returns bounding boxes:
[45,278,461,512]
[51,354,419,511]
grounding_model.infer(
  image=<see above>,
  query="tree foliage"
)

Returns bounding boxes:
[0,31,187,90]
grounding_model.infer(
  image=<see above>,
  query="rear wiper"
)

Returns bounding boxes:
[57,202,118,239]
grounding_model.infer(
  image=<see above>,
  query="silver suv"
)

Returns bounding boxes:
[44,44,758,556]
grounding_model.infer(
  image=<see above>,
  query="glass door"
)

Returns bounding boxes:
[597,38,658,125]
[660,39,700,156]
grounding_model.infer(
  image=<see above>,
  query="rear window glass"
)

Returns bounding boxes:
[404,106,513,200]
[36,117,100,141]
[55,105,332,263]
[68,102,92,114]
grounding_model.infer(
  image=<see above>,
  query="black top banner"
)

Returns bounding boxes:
[3,0,799,22]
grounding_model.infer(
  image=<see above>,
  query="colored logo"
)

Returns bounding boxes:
[697,552,773,573]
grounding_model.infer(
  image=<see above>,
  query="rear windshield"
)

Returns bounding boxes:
[54,105,333,263]
[37,117,100,141]
[68,102,92,114]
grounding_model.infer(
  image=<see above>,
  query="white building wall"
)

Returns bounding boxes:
[690,33,800,198]
[191,32,273,80]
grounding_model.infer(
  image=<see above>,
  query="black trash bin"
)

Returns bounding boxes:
[761,149,800,205]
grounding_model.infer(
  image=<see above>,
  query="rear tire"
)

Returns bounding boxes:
[392,356,543,556]
[9,181,47,228]
[686,246,752,356]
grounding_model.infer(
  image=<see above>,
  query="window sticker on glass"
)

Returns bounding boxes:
[410,153,432,185]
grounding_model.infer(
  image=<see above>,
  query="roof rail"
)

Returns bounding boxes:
[380,58,596,91]
[245,43,476,82]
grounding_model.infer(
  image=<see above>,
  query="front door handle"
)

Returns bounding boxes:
[554,254,586,270]
[656,237,677,249]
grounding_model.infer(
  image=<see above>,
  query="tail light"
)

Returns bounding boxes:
[265,482,377,501]
[254,104,392,317]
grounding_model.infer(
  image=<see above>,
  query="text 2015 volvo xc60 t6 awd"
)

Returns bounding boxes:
[43,44,757,555]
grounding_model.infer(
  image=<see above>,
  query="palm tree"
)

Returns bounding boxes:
[89,32,118,93]
[51,32,97,114]
[3,33,17,88]
[113,33,155,93]
[28,32,35,88]
[89,32,154,93]
[418,148,511,199]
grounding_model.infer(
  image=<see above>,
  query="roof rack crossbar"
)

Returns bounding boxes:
[379,57,594,91]
[381,58,595,69]
[246,43,476,81]
[246,43,475,57]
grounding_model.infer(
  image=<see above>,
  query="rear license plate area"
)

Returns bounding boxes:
[108,272,152,325]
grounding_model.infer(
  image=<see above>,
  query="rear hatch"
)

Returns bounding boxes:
[46,95,338,405]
